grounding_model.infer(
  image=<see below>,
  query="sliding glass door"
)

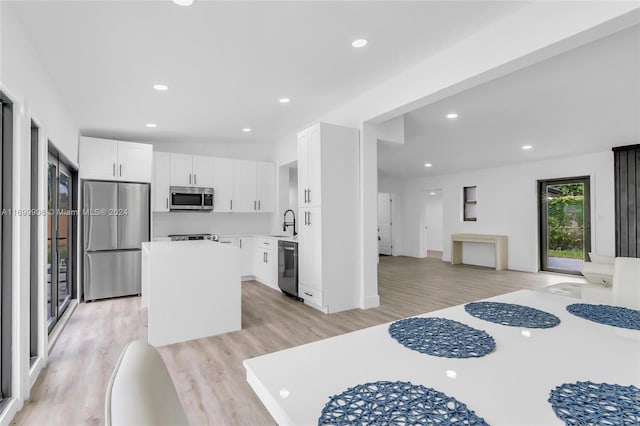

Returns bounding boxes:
[539,177,591,274]
[48,149,75,331]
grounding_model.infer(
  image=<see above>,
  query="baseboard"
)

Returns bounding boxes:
[361,294,380,309]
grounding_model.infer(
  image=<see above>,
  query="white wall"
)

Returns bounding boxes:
[0,3,80,424]
[398,151,615,272]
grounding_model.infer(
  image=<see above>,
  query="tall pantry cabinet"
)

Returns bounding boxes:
[297,123,359,313]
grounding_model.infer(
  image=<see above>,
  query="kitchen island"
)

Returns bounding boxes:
[141,240,241,347]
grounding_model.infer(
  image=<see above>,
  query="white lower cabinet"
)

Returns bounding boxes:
[299,284,322,307]
[238,237,254,277]
[253,238,277,289]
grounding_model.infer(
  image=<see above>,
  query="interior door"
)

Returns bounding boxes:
[539,177,591,274]
[377,193,392,255]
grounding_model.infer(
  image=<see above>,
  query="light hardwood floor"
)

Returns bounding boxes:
[13,256,578,426]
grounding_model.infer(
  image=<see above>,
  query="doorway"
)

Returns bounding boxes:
[377,193,392,256]
[539,177,591,274]
[424,190,443,258]
[47,146,77,332]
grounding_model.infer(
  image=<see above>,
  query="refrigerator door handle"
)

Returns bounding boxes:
[85,254,92,300]
[85,187,92,249]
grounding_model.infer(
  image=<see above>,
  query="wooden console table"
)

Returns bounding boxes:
[451,233,508,271]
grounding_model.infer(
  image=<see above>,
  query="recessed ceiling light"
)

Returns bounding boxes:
[446,370,457,379]
[522,145,533,150]
[351,39,368,48]
[146,123,157,128]
[279,98,290,104]
[172,0,194,6]
[446,113,458,119]
[430,192,436,195]
[424,163,432,167]
[242,128,252,133]
[153,84,168,91]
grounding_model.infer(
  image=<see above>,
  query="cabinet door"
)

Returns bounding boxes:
[233,160,257,212]
[79,137,118,180]
[297,130,309,206]
[239,237,254,276]
[298,208,313,290]
[192,155,215,187]
[299,207,322,291]
[212,157,234,212]
[152,152,171,212]
[307,207,322,289]
[253,248,267,283]
[170,153,193,187]
[256,162,275,212]
[118,141,153,183]
[307,125,322,207]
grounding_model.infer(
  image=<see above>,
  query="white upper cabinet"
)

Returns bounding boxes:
[297,125,322,207]
[192,155,215,187]
[79,137,152,182]
[232,160,275,212]
[170,153,193,187]
[256,162,275,212]
[152,152,171,212]
[233,160,257,212]
[170,154,215,188]
[212,157,234,212]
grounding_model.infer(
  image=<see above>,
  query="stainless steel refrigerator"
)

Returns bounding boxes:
[83,181,150,301]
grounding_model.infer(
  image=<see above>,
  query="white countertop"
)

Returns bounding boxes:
[143,240,238,252]
[244,289,640,425]
[219,234,298,243]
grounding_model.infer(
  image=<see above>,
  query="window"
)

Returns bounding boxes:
[47,145,77,332]
[30,121,39,364]
[0,92,14,400]
[463,186,477,221]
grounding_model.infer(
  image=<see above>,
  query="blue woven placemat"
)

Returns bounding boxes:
[318,380,489,425]
[549,381,640,425]
[465,301,560,328]
[388,317,495,358]
[566,303,640,330]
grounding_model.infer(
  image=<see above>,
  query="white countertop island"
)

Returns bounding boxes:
[141,240,241,347]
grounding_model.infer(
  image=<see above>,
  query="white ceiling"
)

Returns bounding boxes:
[8,0,526,144]
[378,25,640,180]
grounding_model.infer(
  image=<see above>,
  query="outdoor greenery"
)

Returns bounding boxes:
[547,183,585,254]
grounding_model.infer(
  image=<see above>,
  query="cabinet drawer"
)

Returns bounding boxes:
[300,284,322,306]
[254,238,275,249]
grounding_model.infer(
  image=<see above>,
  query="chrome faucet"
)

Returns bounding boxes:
[283,209,297,236]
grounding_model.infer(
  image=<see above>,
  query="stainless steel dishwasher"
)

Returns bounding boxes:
[278,240,299,299]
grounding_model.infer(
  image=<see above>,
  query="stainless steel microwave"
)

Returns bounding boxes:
[169,186,214,211]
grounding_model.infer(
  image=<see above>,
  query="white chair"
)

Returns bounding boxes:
[105,341,189,426]
[581,252,614,286]
[612,257,640,310]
